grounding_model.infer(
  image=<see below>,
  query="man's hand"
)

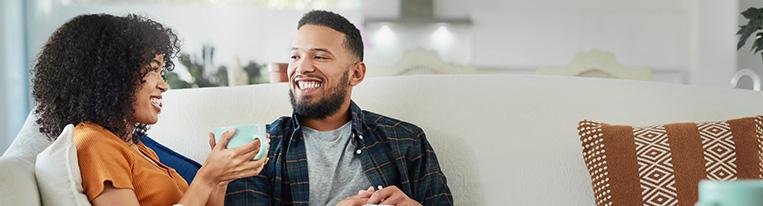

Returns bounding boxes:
[336,195,369,206]
[336,187,375,206]
[366,186,421,206]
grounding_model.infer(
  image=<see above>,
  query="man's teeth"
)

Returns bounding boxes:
[298,81,321,90]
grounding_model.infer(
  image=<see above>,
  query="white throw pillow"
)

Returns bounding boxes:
[35,124,91,206]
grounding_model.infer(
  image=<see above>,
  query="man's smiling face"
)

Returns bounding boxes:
[288,24,357,119]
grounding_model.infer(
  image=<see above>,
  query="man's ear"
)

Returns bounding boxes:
[349,61,366,86]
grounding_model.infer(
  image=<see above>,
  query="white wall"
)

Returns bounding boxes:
[362,0,694,83]
[0,1,7,153]
[689,0,739,87]
[26,0,742,86]
[1,0,29,153]
[362,0,742,85]
[467,0,689,69]
[26,2,363,80]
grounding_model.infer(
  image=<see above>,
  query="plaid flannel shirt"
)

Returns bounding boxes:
[224,101,453,205]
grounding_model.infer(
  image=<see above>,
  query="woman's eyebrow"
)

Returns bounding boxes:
[150,59,162,66]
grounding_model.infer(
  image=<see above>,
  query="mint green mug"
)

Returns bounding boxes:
[212,124,268,160]
[695,180,763,206]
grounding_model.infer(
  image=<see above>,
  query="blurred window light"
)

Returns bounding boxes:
[431,24,453,47]
[37,0,53,15]
[373,24,396,47]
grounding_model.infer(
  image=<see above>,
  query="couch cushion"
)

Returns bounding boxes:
[35,124,90,206]
[140,135,201,183]
[0,110,50,205]
[578,116,763,206]
[3,110,52,162]
[0,156,41,205]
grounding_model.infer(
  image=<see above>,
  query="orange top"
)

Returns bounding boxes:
[73,122,189,205]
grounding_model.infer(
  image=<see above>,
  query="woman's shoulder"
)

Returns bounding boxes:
[72,122,130,152]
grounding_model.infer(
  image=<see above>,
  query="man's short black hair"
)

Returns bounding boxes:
[298,10,364,61]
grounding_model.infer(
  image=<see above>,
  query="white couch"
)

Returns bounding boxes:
[3,74,763,205]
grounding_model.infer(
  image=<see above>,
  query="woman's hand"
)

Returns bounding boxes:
[197,129,269,184]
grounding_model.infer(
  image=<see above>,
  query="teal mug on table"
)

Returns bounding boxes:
[212,124,269,160]
[695,180,763,206]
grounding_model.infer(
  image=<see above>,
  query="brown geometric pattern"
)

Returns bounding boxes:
[578,115,763,206]
[756,116,763,178]
[633,126,678,206]
[578,121,612,206]
[697,122,737,181]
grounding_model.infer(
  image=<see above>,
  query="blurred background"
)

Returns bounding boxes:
[2,0,763,153]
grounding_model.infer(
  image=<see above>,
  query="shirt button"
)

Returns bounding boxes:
[358,135,364,140]
[355,149,362,155]
[377,185,383,190]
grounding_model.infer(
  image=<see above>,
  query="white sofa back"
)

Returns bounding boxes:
[146,74,763,205]
[3,74,763,205]
[1,111,52,205]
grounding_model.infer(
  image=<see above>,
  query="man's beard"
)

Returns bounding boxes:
[289,72,349,120]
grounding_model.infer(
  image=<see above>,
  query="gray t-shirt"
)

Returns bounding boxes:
[303,122,371,206]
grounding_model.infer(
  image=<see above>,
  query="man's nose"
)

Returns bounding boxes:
[293,57,315,75]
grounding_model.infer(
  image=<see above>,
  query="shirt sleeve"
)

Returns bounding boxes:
[75,134,135,201]
[224,164,273,206]
[410,132,454,205]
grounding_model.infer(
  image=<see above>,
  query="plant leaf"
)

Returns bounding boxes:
[741,7,763,20]
[738,8,763,50]
[738,24,757,50]
[753,34,763,54]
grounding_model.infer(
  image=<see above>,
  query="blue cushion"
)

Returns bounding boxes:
[141,135,201,183]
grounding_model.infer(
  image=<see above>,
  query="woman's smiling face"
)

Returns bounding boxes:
[132,54,169,125]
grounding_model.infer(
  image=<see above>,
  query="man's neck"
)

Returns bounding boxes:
[302,101,352,131]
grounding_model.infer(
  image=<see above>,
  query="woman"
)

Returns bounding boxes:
[31,14,266,206]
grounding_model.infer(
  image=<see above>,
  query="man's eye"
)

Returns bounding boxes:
[290,55,299,60]
[315,56,326,60]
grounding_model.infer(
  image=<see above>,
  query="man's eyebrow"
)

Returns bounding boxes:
[312,48,333,55]
[290,47,333,54]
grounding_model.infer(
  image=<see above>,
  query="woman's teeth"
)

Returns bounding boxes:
[150,97,162,109]
[298,81,321,90]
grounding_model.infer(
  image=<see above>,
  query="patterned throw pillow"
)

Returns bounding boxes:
[577,116,763,206]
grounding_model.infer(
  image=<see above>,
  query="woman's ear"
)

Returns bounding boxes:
[349,62,366,86]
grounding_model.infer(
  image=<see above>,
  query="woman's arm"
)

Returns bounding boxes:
[206,182,228,206]
[178,130,266,206]
[91,172,227,206]
[91,182,140,206]
[90,174,219,206]
[94,130,265,206]
[175,172,217,206]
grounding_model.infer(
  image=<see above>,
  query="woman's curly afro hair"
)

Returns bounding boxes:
[32,14,180,143]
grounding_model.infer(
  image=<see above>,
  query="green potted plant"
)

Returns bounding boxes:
[165,45,267,89]
[738,7,763,63]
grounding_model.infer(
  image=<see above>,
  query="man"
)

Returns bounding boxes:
[225,10,452,206]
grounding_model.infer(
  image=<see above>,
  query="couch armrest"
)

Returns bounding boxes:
[0,156,41,205]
